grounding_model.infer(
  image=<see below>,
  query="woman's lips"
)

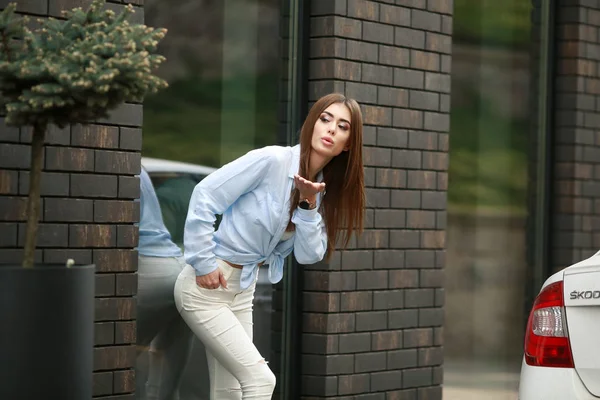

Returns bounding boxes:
[321,137,334,146]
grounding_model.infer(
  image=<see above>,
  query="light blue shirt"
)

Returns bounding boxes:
[139,168,183,258]
[184,145,326,289]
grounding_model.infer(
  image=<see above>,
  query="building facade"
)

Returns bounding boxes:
[0,0,599,399]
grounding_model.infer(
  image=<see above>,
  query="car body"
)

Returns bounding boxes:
[142,157,217,184]
[518,251,600,399]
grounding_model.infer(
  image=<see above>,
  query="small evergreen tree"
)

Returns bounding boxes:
[0,0,168,268]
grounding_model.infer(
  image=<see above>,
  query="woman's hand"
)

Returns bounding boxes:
[196,268,228,289]
[294,174,325,202]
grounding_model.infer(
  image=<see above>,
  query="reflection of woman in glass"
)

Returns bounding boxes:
[174,93,365,399]
[137,168,192,400]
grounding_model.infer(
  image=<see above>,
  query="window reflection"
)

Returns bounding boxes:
[138,0,287,399]
[444,0,545,398]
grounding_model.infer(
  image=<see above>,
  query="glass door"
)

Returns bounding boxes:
[139,0,305,398]
[444,0,554,398]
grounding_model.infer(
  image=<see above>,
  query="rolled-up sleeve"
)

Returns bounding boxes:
[184,148,273,276]
[291,205,327,265]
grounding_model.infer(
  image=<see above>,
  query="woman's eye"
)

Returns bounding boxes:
[320,117,330,123]
[339,125,349,131]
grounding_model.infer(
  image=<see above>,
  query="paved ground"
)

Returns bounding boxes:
[443,359,520,400]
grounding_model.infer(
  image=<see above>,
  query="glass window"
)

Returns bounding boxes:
[138,0,301,398]
[444,0,551,398]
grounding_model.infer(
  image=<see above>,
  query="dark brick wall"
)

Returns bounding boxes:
[0,1,143,398]
[551,0,600,273]
[302,0,451,398]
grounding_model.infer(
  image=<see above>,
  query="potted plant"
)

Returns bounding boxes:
[0,1,167,398]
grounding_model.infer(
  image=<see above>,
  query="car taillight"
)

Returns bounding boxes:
[524,280,574,368]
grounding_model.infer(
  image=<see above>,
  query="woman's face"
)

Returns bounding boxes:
[311,102,352,159]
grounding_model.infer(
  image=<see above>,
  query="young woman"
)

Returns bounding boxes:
[174,93,365,399]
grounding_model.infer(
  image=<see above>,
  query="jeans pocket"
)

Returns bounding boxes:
[182,272,237,312]
[177,274,210,310]
[219,263,236,283]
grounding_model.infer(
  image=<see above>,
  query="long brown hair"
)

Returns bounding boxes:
[289,93,365,261]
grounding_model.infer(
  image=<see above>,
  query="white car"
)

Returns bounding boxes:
[519,251,600,399]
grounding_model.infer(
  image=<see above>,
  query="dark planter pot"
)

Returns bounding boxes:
[0,264,95,400]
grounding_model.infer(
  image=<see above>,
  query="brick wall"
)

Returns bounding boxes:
[552,0,600,273]
[302,0,451,398]
[0,1,143,398]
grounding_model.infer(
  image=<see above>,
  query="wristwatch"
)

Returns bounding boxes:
[299,198,316,210]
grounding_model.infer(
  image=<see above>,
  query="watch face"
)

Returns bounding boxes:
[299,200,311,210]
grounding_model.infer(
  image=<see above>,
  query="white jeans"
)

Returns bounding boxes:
[174,261,276,400]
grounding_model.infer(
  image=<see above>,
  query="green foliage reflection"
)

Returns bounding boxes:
[449,0,532,213]
[453,0,532,50]
[143,72,278,168]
